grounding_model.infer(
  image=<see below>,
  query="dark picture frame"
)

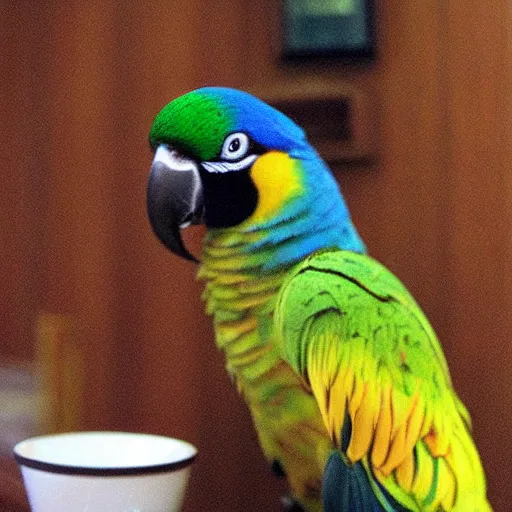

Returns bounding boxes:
[249,78,375,164]
[282,0,375,61]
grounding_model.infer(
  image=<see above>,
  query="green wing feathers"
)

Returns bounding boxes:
[275,250,490,511]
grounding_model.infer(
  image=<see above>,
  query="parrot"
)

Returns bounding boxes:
[146,87,491,511]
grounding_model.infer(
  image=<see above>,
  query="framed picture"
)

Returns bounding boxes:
[282,0,375,61]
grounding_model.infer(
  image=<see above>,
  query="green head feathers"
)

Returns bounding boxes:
[149,87,311,162]
[149,90,235,161]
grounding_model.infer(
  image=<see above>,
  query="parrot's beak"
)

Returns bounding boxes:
[147,144,204,262]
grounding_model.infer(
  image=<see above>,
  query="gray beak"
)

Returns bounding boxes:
[147,145,204,262]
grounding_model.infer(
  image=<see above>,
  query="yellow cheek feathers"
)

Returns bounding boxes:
[248,151,304,223]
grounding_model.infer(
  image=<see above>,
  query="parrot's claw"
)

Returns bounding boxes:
[281,495,306,512]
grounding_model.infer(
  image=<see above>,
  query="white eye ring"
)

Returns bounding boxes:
[220,132,250,161]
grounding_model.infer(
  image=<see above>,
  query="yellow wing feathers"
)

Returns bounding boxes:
[308,331,480,510]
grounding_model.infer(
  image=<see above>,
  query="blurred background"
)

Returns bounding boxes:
[1,1,511,510]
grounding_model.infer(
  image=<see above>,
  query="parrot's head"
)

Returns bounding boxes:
[147,87,362,262]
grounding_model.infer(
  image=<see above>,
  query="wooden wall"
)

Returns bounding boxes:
[2,1,511,510]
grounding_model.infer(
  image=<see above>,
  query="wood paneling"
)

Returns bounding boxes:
[2,1,511,510]
[37,1,124,429]
[441,4,512,510]
[0,3,44,362]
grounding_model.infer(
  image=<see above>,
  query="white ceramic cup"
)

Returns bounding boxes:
[13,431,197,512]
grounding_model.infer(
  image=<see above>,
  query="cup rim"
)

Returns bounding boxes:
[13,431,197,477]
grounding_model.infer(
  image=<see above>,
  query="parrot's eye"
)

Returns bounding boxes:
[221,132,250,161]
[202,132,257,174]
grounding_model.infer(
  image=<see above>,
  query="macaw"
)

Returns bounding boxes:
[146,87,490,511]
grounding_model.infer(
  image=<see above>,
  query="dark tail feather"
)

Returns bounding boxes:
[322,451,409,512]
